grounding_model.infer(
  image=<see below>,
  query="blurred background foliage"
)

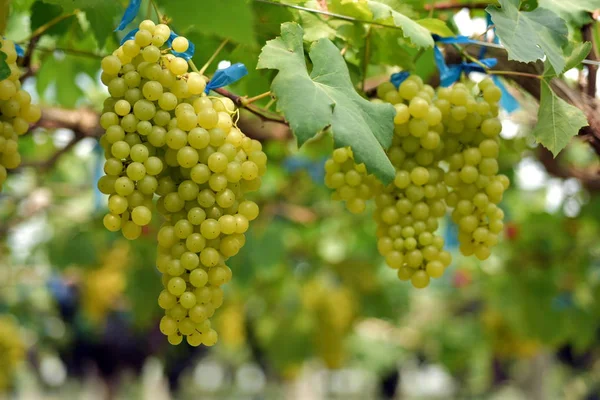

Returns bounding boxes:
[1,0,600,399]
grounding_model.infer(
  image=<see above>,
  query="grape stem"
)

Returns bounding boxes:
[488,70,541,79]
[362,26,372,92]
[149,0,163,23]
[214,87,286,123]
[188,59,200,73]
[242,91,272,106]
[199,39,229,75]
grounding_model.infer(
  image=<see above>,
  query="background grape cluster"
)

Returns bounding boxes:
[0,39,41,191]
[97,20,267,346]
[325,76,509,288]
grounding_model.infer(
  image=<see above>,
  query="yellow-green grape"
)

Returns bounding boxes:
[0,38,41,191]
[324,147,381,214]
[370,80,453,288]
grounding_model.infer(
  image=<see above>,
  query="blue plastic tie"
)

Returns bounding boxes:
[390,71,410,88]
[205,63,248,94]
[166,31,195,60]
[115,0,142,31]
[433,34,519,112]
[2,38,24,57]
[15,43,24,57]
[120,28,139,46]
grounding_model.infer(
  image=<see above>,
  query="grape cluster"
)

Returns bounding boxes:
[324,147,381,214]
[325,76,509,288]
[375,77,452,289]
[0,39,42,191]
[98,20,266,346]
[437,79,509,260]
[0,315,25,392]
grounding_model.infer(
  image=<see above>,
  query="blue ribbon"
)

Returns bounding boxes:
[477,14,519,112]
[390,71,410,88]
[120,28,139,45]
[15,43,24,57]
[492,76,519,112]
[166,31,195,60]
[433,34,519,112]
[205,63,248,94]
[115,0,141,31]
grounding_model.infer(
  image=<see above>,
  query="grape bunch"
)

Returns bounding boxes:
[324,147,381,214]
[374,76,452,288]
[98,20,267,346]
[325,75,509,289]
[0,39,42,191]
[0,315,25,392]
[437,79,509,260]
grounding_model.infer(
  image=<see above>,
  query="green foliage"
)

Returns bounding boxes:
[531,79,588,156]
[367,0,434,48]
[157,0,256,44]
[539,0,600,24]
[258,22,396,184]
[487,0,568,73]
[563,41,593,72]
[41,0,120,46]
[31,1,72,37]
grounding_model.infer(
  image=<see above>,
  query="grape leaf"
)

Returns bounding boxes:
[156,0,255,45]
[300,11,337,41]
[531,79,588,156]
[42,0,119,46]
[367,0,434,48]
[417,18,454,37]
[0,42,10,81]
[257,22,396,184]
[31,1,74,37]
[370,29,414,70]
[538,0,600,24]
[487,0,568,73]
[564,41,592,72]
[329,0,433,48]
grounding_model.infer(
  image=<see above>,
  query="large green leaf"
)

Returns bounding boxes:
[487,0,568,73]
[367,0,434,48]
[156,0,256,45]
[370,28,414,70]
[257,22,396,184]
[531,79,588,156]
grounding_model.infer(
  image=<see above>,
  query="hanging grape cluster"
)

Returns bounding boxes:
[325,76,509,288]
[98,20,266,346]
[0,39,42,191]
